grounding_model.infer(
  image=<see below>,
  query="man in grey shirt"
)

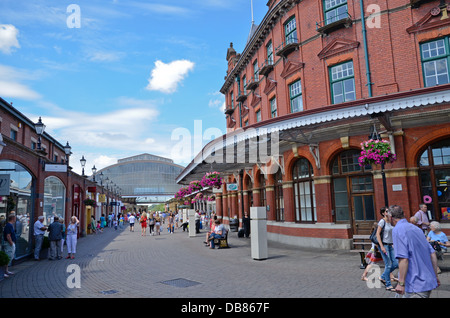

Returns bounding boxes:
[47,216,63,260]
[33,216,47,261]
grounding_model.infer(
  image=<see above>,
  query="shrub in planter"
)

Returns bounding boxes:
[0,250,10,266]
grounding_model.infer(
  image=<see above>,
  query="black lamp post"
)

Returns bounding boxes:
[80,155,86,176]
[369,127,389,208]
[92,165,97,182]
[35,117,46,150]
[64,141,72,166]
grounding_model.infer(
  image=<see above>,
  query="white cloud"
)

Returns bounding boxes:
[88,51,125,62]
[0,65,42,100]
[0,24,20,54]
[146,59,194,94]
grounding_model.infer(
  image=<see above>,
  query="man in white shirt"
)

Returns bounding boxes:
[33,216,47,261]
[128,214,136,232]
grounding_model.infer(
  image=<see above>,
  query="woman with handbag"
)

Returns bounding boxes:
[376,207,398,292]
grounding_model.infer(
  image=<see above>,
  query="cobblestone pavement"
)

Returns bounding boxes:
[1,223,450,299]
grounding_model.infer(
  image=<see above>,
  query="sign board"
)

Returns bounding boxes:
[226,183,238,191]
[98,194,106,203]
[0,174,10,196]
[45,164,68,172]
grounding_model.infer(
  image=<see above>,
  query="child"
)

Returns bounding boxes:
[96,221,103,233]
[361,243,383,281]
[113,218,118,230]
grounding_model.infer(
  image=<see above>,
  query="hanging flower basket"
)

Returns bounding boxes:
[358,139,396,167]
[200,171,223,189]
[83,198,96,206]
[207,195,216,202]
[175,187,190,199]
[188,180,202,193]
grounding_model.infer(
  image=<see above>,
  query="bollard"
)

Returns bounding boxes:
[188,209,196,238]
[250,207,268,260]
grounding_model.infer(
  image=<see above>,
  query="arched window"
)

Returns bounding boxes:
[274,170,284,221]
[331,150,374,232]
[43,176,66,225]
[293,158,316,222]
[418,138,450,222]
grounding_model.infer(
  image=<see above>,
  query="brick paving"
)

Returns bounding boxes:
[1,223,450,299]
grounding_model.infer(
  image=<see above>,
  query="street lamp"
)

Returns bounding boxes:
[369,127,389,208]
[63,141,72,165]
[34,117,46,150]
[80,155,86,176]
[92,165,97,182]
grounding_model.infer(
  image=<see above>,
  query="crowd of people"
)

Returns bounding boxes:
[362,203,449,298]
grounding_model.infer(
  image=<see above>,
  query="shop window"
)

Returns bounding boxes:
[293,158,316,222]
[418,138,450,221]
[274,170,284,221]
[0,160,34,260]
[43,176,66,226]
[331,150,374,227]
[420,37,450,87]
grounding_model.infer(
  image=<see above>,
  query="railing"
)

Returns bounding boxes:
[316,12,352,33]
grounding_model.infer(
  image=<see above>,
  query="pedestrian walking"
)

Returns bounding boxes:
[376,207,398,292]
[113,218,118,230]
[33,216,47,261]
[47,216,63,260]
[100,214,106,229]
[140,212,147,236]
[390,205,440,298]
[414,203,430,235]
[148,214,155,235]
[243,211,250,238]
[155,213,161,235]
[168,213,174,233]
[2,213,16,277]
[129,213,136,232]
[66,216,79,259]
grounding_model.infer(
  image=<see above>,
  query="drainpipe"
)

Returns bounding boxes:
[360,0,373,97]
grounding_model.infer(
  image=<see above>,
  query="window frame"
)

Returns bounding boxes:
[292,158,316,223]
[270,97,277,118]
[267,41,274,65]
[289,79,303,113]
[420,37,450,87]
[329,60,356,104]
[284,16,298,45]
[323,0,348,25]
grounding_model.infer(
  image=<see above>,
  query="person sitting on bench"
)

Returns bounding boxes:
[208,219,226,249]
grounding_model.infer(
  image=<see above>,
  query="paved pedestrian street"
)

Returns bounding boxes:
[2,224,450,302]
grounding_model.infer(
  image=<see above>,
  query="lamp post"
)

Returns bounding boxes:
[80,155,86,177]
[34,117,46,150]
[369,127,389,208]
[63,141,72,166]
[92,165,97,182]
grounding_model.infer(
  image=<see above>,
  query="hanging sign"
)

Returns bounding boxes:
[45,164,68,172]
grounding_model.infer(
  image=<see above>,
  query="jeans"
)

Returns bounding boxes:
[380,244,398,288]
[66,234,77,254]
[209,234,223,249]
[34,234,44,259]
[2,242,15,266]
[49,240,62,259]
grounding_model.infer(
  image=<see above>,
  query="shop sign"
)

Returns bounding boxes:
[0,174,10,196]
[98,194,106,203]
[45,164,68,172]
[226,183,238,191]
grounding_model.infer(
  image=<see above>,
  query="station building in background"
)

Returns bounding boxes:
[177,0,450,249]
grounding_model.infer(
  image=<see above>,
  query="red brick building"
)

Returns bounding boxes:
[177,0,450,249]
[0,97,120,260]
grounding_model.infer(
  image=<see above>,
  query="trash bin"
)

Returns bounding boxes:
[229,218,239,232]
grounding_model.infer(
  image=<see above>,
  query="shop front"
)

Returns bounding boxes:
[0,160,35,260]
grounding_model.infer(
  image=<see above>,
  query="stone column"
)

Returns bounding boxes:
[250,207,268,260]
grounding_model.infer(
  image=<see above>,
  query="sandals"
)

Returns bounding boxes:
[385,286,396,292]
[378,277,386,286]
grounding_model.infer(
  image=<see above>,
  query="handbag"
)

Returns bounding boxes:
[370,220,385,245]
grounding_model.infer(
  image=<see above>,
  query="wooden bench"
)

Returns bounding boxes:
[213,231,229,249]
[350,235,372,269]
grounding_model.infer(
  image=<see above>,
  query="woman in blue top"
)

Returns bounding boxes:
[376,207,398,292]
[427,221,449,251]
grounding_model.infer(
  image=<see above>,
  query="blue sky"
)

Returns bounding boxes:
[0,0,266,175]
